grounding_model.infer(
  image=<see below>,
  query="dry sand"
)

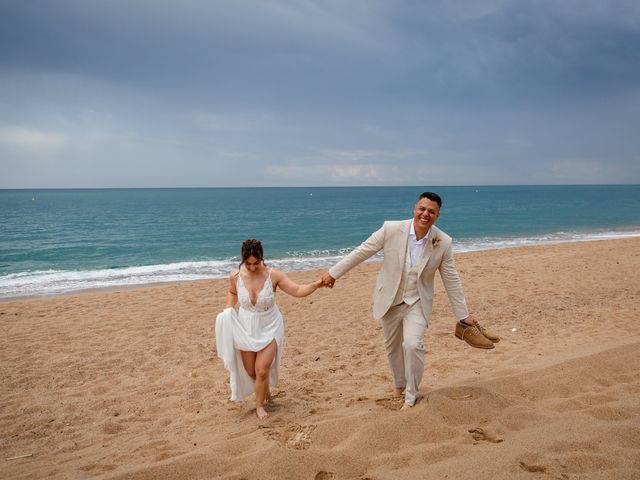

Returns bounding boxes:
[1,238,639,479]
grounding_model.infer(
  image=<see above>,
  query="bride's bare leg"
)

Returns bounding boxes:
[254,341,277,420]
[240,351,257,379]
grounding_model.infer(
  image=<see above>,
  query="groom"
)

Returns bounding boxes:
[321,192,499,409]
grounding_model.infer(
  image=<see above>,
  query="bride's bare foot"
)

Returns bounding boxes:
[393,387,405,396]
[256,406,269,420]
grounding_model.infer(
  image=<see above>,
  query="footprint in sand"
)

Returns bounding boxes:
[79,463,118,473]
[440,386,484,401]
[285,425,316,449]
[375,396,404,411]
[519,461,547,473]
[468,427,503,443]
[584,405,635,422]
[101,421,126,435]
[314,471,335,480]
[346,396,369,407]
[262,421,317,450]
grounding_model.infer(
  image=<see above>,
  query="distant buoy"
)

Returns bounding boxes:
[309,193,313,196]
[32,197,36,201]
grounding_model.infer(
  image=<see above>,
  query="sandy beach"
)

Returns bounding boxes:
[1,238,639,479]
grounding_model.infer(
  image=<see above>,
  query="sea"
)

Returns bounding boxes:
[1,185,639,299]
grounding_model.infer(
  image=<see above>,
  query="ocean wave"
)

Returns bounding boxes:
[1,228,639,299]
[454,228,640,253]
[0,255,369,299]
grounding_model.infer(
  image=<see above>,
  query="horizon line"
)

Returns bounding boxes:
[1,183,639,191]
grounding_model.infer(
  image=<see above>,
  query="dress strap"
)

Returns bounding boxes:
[266,268,273,290]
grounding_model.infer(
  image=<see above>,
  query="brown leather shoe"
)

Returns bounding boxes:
[455,322,494,349]
[476,322,500,343]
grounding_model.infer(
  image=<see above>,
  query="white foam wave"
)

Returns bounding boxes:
[1,228,639,299]
[0,260,234,299]
[454,228,640,253]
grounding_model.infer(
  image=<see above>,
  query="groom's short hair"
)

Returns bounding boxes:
[419,191,442,208]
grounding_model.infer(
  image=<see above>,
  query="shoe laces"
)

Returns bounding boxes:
[463,322,483,339]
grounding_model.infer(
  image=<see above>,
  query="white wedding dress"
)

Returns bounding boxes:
[215,268,284,401]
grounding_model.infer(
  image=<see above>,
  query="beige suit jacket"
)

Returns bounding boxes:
[329,220,469,323]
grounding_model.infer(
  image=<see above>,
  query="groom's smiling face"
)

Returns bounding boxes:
[413,198,440,233]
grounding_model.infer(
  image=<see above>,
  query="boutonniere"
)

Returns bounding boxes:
[431,236,441,249]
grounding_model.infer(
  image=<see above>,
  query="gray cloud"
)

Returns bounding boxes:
[1,0,639,187]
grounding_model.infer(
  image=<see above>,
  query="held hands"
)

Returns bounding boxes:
[311,271,335,289]
[321,271,335,288]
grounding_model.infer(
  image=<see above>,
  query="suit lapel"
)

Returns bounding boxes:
[416,228,435,274]
[397,220,411,267]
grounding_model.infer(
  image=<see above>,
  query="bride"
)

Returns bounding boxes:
[215,239,324,419]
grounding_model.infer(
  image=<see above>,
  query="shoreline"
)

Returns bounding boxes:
[0,278,216,304]
[2,236,639,479]
[2,235,639,303]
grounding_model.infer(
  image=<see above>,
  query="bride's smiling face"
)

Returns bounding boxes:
[244,256,262,273]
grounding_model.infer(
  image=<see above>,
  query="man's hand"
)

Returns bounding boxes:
[461,314,476,325]
[321,271,335,288]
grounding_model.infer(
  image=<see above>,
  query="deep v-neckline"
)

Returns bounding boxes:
[240,270,271,306]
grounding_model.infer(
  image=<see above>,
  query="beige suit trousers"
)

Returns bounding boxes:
[380,301,427,406]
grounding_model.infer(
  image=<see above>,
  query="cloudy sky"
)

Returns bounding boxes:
[1,0,639,188]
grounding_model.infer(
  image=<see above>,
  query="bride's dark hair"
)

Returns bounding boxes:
[239,239,265,269]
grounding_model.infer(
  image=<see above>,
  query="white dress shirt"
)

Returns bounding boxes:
[408,222,429,268]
